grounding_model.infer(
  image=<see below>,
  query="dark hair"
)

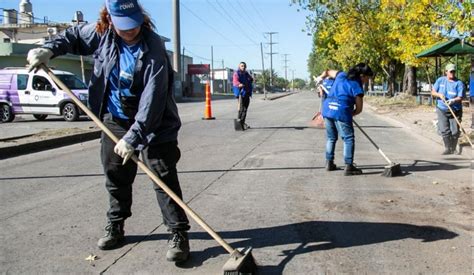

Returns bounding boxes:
[347,63,373,81]
[239,62,247,68]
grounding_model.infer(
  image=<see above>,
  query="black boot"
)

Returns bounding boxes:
[97,221,125,250]
[240,120,249,130]
[442,137,453,155]
[326,160,337,171]
[166,231,190,262]
[344,164,362,176]
[451,136,461,155]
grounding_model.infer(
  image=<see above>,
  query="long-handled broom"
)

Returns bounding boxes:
[40,65,257,274]
[440,97,473,148]
[353,120,402,177]
[318,84,402,177]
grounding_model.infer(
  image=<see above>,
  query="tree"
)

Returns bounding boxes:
[293,0,473,96]
[292,78,307,89]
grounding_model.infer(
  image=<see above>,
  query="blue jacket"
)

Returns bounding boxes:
[232,70,253,97]
[322,72,364,123]
[42,23,181,150]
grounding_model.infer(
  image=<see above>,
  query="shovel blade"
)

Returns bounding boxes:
[234,119,244,131]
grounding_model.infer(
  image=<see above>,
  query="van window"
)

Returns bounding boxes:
[32,76,53,91]
[55,75,87,90]
[17,74,29,90]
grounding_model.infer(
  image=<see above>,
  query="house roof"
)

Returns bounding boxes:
[416,38,474,58]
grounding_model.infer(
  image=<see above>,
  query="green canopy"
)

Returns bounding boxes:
[416,38,474,58]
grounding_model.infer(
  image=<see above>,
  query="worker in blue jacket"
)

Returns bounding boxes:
[26,0,190,262]
[431,63,465,155]
[314,63,373,176]
[232,62,254,130]
[470,72,473,129]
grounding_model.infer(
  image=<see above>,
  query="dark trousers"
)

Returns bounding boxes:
[101,114,189,231]
[238,95,251,123]
[436,107,462,139]
[471,96,474,128]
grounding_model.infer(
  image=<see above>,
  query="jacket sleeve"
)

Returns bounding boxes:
[232,72,240,87]
[122,60,170,148]
[42,23,100,57]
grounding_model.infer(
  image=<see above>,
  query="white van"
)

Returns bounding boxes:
[0,67,88,122]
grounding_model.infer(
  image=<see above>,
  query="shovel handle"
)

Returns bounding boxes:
[40,64,235,254]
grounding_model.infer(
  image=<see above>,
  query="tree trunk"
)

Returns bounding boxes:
[387,60,397,96]
[403,65,417,96]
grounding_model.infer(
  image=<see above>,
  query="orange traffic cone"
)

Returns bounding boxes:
[202,81,215,120]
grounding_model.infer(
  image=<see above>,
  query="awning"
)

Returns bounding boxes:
[416,38,474,58]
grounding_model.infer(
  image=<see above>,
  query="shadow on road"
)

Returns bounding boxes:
[250,126,310,130]
[126,220,457,273]
[404,159,470,173]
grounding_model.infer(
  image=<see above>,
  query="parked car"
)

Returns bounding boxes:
[0,67,88,122]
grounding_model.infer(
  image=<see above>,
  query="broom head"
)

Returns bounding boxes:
[223,247,257,275]
[309,112,325,129]
[382,163,402,177]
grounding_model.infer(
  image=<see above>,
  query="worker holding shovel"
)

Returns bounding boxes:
[233,62,254,130]
[27,0,191,262]
[431,63,465,155]
[314,63,373,176]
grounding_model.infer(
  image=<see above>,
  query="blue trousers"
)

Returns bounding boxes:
[324,117,355,165]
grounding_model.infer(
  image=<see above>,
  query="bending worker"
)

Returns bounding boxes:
[431,63,465,155]
[26,0,191,262]
[315,63,373,176]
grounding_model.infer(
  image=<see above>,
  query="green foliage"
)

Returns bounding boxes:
[292,78,307,89]
[292,0,473,90]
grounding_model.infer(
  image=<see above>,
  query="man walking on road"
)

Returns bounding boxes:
[26,0,191,262]
[314,63,373,176]
[431,63,465,155]
[233,62,254,130]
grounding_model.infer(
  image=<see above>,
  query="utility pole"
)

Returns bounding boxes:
[222,59,225,93]
[264,32,278,87]
[182,46,185,82]
[282,54,290,82]
[260,42,266,99]
[210,46,214,94]
[172,0,182,98]
[291,69,295,91]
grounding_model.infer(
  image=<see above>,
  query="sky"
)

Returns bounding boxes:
[1,0,314,80]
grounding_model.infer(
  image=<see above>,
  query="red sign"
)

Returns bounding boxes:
[188,64,210,75]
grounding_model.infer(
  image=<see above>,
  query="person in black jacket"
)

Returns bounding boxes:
[27,0,190,262]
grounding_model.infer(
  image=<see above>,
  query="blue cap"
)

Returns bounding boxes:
[106,0,144,31]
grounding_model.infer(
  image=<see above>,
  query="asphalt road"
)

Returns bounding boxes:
[0,91,471,274]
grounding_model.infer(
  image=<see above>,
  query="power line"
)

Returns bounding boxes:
[247,1,271,31]
[228,0,262,36]
[213,0,259,45]
[180,2,249,53]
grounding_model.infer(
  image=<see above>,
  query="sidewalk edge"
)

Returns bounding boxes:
[0,130,101,160]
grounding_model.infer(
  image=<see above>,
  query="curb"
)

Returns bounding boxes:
[0,130,101,160]
[264,92,297,101]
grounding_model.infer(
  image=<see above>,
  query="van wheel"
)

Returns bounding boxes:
[62,103,79,122]
[1,104,15,123]
[33,114,48,121]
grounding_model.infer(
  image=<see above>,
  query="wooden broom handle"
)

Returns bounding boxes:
[40,64,235,254]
